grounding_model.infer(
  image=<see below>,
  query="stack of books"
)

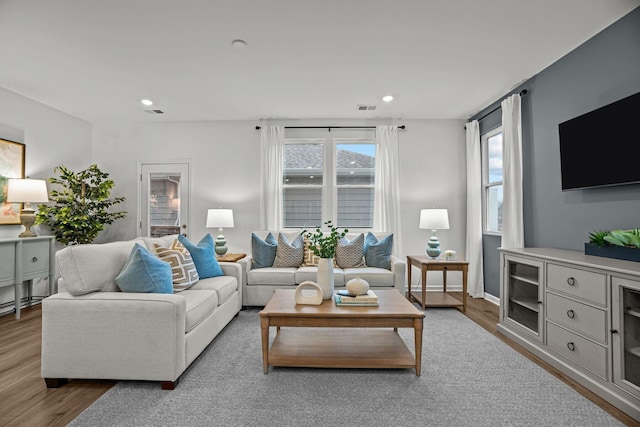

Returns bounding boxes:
[334,290,379,307]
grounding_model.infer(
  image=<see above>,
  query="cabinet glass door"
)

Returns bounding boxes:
[612,277,640,397]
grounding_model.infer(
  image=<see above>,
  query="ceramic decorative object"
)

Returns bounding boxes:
[316,257,335,299]
[346,276,369,295]
[294,281,323,305]
[444,250,456,260]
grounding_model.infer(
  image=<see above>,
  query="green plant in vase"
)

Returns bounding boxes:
[301,220,348,258]
[35,164,126,245]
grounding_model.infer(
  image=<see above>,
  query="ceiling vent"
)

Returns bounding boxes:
[357,105,376,111]
[144,109,164,114]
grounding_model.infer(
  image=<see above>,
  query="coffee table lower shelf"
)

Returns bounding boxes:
[269,329,416,370]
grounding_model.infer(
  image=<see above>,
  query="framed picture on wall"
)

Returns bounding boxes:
[0,138,25,225]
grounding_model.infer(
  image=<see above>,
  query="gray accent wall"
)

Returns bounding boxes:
[476,6,640,298]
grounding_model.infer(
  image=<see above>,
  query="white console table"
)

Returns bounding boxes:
[0,236,55,319]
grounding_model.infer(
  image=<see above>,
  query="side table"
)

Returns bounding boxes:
[406,255,469,312]
[216,253,246,262]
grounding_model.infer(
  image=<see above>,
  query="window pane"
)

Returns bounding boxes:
[336,144,375,185]
[487,132,503,183]
[284,144,323,185]
[283,187,322,228]
[486,184,503,233]
[337,188,374,228]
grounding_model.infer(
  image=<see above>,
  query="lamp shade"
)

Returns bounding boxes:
[206,209,234,228]
[419,209,449,230]
[6,179,49,203]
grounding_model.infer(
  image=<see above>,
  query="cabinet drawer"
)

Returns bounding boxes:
[21,241,50,276]
[547,263,606,305]
[0,244,16,282]
[546,292,607,342]
[546,321,607,380]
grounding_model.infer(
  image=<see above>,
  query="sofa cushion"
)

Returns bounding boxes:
[115,243,173,294]
[344,267,395,287]
[247,267,297,285]
[273,233,304,268]
[178,234,224,278]
[56,239,139,296]
[251,232,278,268]
[302,238,320,266]
[335,233,365,268]
[190,275,237,305]
[154,240,200,291]
[180,289,219,333]
[364,233,393,270]
[295,266,345,286]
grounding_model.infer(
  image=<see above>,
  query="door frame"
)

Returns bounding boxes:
[137,159,192,238]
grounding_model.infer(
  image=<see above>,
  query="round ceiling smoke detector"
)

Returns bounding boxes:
[382,95,394,102]
[231,39,248,49]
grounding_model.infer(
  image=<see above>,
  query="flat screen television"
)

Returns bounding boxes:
[558,91,640,191]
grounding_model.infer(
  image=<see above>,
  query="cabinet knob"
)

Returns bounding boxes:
[567,309,575,319]
[611,329,619,334]
[567,277,575,286]
[32,256,38,263]
[567,342,575,351]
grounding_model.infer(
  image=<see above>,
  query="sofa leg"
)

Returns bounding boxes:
[161,379,178,390]
[44,378,69,388]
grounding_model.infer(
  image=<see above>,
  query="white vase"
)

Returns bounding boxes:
[316,257,334,299]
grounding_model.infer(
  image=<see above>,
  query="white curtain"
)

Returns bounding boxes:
[501,94,524,248]
[259,126,284,230]
[373,125,403,257]
[465,120,485,298]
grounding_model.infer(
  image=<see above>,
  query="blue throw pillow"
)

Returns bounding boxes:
[364,233,393,270]
[178,234,224,278]
[252,232,278,268]
[115,243,173,293]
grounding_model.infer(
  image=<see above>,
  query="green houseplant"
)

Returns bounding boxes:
[586,228,640,262]
[301,220,348,258]
[35,164,126,245]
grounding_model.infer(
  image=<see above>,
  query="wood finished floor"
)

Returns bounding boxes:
[0,295,636,427]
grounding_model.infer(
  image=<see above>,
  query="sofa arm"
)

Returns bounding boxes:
[390,255,406,294]
[41,291,187,382]
[219,261,244,311]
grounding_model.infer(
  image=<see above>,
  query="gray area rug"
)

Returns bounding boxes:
[70,308,622,426]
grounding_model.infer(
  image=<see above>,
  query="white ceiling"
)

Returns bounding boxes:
[0,0,637,125]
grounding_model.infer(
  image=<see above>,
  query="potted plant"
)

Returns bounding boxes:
[301,221,348,299]
[585,228,640,262]
[35,164,127,245]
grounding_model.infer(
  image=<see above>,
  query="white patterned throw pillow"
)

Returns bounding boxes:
[335,233,366,268]
[273,233,304,268]
[154,240,200,291]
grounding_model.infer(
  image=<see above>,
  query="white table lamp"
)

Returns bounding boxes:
[419,208,449,259]
[6,178,49,238]
[206,208,234,255]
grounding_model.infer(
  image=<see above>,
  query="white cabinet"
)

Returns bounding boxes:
[0,236,56,319]
[498,247,640,422]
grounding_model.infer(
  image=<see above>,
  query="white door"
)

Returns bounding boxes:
[139,162,190,238]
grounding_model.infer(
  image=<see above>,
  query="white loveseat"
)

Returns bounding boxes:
[41,235,242,390]
[242,231,405,307]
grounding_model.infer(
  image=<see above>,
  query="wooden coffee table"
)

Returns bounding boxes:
[259,289,425,375]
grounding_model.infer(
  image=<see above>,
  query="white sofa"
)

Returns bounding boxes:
[41,235,242,390]
[242,231,405,307]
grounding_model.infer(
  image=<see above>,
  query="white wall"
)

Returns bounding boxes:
[0,86,92,312]
[93,118,468,290]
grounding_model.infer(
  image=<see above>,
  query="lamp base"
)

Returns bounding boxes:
[19,208,38,238]
[426,234,441,259]
[215,234,228,256]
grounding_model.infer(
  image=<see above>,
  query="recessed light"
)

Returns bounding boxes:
[141,99,154,106]
[231,39,248,49]
[382,95,394,102]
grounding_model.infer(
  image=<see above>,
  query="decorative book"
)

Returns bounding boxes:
[334,290,379,306]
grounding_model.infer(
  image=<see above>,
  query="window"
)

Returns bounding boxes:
[282,138,376,229]
[482,127,503,234]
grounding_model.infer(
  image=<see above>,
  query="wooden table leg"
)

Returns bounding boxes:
[462,266,468,313]
[260,317,270,374]
[414,317,423,376]
[421,266,427,310]
[443,269,447,292]
[406,257,412,301]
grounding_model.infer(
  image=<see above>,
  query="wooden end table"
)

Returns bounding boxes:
[216,253,246,262]
[406,255,469,312]
[259,289,424,375]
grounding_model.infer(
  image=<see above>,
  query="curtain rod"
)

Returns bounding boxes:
[468,89,528,125]
[255,125,406,131]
